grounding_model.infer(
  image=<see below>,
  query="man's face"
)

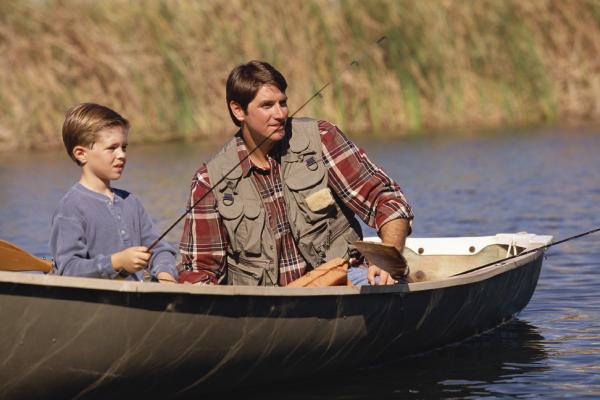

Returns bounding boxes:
[232,84,289,146]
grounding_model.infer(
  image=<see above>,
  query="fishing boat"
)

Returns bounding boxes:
[0,232,551,399]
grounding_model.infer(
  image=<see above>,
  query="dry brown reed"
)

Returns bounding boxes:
[0,0,599,152]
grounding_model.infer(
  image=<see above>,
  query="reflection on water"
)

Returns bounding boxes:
[1,126,600,398]
[237,320,548,400]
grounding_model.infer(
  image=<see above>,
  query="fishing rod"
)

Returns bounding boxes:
[148,36,389,250]
[451,227,600,277]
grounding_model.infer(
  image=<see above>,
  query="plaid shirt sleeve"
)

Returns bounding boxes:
[178,165,228,284]
[319,120,414,232]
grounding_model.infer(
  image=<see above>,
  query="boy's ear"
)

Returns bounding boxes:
[72,146,88,165]
[229,101,245,124]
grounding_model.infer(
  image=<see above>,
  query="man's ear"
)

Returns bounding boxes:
[72,145,88,165]
[229,101,245,124]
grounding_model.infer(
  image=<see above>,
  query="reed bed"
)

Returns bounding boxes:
[1,0,599,151]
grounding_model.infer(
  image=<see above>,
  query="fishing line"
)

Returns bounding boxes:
[451,227,600,277]
[149,36,389,250]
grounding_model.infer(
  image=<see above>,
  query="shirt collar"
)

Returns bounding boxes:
[234,131,286,177]
[74,182,127,202]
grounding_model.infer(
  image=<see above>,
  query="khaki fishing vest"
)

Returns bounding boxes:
[206,117,362,286]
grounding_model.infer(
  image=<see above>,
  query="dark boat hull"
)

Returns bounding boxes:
[0,250,543,399]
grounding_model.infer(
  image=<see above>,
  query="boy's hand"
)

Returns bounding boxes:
[111,246,151,274]
[156,272,177,284]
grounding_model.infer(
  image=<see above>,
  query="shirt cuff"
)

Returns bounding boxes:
[97,254,119,279]
[151,252,178,279]
[378,215,413,235]
[178,270,218,284]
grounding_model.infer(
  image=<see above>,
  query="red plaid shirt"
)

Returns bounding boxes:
[179,120,413,285]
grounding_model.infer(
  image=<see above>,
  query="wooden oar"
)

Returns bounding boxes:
[0,240,53,273]
[353,241,408,279]
[287,257,350,287]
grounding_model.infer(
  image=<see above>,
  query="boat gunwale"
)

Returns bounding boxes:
[0,233,552,297]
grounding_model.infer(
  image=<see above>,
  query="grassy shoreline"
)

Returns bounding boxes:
[1,0,599,152]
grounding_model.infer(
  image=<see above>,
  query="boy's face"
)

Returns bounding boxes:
[230,84,289,145]
[78,126,128,183]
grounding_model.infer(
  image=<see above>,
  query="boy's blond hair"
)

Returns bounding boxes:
[62,103,130,165]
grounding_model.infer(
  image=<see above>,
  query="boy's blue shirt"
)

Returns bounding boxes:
[50,183,177,280]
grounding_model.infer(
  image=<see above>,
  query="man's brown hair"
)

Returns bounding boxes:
[62,103,130,165]
[226,60,288,127]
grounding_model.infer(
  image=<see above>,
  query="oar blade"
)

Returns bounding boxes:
[0,240,53,273]
[353,241,408,279]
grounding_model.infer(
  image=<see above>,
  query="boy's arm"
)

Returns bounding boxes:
[50,214,120,278]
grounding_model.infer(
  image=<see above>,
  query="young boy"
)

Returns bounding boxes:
[50,103,177,283]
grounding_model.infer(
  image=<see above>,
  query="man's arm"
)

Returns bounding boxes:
[367,218,410,285]
[318,120,413,285]
[379,218,410,249]
[178,167,228,284]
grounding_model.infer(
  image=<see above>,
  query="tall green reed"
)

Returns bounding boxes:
[0,0,598,151]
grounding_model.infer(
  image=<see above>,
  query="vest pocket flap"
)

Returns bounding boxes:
[305,188,335,212]
[243,200,261,220]
[284,161,325,191]
[219,200,244,220]
[227,263,263,285]
[227,256,274,286]
[289,130,310,153]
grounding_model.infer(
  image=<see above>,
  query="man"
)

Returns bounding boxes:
[178,60,413,286]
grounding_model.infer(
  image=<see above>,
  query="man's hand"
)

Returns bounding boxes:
[111,246,151,274]
[367,265,397,285]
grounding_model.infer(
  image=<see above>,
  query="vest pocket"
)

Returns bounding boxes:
[298,215,362,267]
[219,201,244,253]
[325,219,362,261]
[296,220,329,267]
[284,161,333,223]
[284,157,324,190]
[227,254,275,286]
[219,199,244,220]
[238,200,264,256]
[218,199,265,256]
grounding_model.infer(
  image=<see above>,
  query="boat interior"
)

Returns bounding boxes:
[403,243,526,282]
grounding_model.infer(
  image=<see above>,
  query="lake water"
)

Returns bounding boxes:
[1,126,599,398]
